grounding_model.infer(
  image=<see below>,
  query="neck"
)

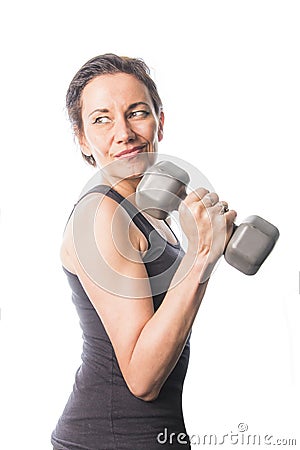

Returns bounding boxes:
[110,176,142,200]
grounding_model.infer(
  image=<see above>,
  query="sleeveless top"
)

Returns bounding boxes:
[51,185,191,450]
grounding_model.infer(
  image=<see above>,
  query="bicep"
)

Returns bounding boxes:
[71,194,154,374]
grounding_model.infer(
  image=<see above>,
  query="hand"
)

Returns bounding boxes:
[178,188,237,280]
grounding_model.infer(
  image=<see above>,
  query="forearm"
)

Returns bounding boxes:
[126,251,211,400]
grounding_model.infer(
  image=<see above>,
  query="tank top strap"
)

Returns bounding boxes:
[65,184,155,245]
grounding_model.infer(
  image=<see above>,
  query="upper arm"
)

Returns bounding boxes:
[70,193,154,384]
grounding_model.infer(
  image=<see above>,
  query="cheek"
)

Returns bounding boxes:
[136,120,159,141]
[85,127,110,154]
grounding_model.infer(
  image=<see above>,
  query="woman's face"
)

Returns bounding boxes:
[79,73,164,179]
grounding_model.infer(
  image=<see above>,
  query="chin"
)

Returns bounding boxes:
[103,151,157,183]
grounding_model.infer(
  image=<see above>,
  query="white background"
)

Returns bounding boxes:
[0,1,299,448]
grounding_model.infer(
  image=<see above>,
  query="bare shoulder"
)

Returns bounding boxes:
[60,193,148,273]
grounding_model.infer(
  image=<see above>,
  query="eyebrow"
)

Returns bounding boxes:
[88,102,150,117]
[88,108,109,117]
[128,102,150,110]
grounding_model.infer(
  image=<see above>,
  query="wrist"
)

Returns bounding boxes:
[185,248,220,284]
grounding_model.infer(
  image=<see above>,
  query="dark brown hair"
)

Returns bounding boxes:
[66,53,163,167]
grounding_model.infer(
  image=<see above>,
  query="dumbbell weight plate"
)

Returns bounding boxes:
[224,215,280,275]
[136,161,190,220]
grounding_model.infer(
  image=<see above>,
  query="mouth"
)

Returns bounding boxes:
[114,144,147,159]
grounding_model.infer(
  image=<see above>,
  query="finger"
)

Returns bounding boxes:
[224,209,237,222]
[209,200,227,214]
[201,192,219,208]
[184,187,210,205]
[210,202,237,222]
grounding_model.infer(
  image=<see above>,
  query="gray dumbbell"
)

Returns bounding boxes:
[136,160,279,275]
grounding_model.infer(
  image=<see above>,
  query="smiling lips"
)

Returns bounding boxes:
[115,145,147,159]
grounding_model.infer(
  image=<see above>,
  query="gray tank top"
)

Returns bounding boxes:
[51,185,191,450]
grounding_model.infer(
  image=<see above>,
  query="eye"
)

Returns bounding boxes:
[93,116,112,124]
[128,110,150,119]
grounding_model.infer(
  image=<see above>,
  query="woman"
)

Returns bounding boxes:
[51,54,236,450]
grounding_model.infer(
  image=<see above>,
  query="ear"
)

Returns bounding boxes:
[158,111,165,142]
[74,126,92,157]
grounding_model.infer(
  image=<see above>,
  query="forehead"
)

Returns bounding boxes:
[81,73,152,112]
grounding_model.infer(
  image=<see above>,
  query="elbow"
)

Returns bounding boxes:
[136,391,159,402]
[133,390,159,402]
[128,381,160,402]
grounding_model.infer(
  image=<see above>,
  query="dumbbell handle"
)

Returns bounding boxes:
[162,181,239,247]
[171,187,241,258]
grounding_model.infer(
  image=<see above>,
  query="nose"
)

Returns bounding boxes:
[114,116,136,144]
